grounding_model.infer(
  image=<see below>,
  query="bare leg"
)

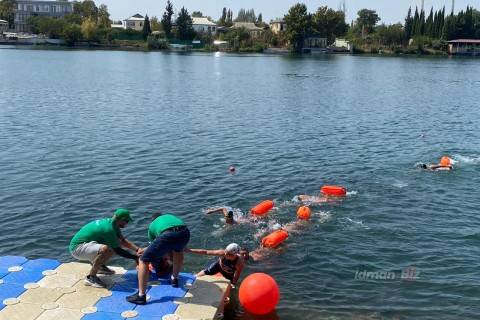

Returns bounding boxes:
[90,245,114,276]
[137,260,149,295]
[195,270,206,278]
[172,251,184,279]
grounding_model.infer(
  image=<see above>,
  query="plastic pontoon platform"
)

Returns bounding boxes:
[0,256,229,320]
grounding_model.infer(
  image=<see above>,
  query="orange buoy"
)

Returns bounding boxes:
[261,230,288,247]
[439,156,451,167]
[321,185,346,196]
[239,273,280,315]
[297,206,311,220]
[250,200,274,215]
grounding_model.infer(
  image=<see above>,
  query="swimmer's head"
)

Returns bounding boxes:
[226,243,240,255]
[224,210,234,223]
[240,247,250,260]
[421,164,427,169]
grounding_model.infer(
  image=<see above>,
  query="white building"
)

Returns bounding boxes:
[123,14,144,31]
[191,17,217,36]
[14,0,74,33]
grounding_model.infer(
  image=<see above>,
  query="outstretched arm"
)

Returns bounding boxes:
[206,208,225,214]
[184,247,226,256]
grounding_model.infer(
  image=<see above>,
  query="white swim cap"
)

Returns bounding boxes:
[226,243,240,254]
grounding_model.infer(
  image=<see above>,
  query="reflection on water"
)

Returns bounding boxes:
[1,49,480,319]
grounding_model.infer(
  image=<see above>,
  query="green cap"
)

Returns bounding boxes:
[115,208,133,222]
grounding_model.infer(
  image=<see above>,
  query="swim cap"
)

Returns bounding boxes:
[297,206,311,220]
[226,243,240,254]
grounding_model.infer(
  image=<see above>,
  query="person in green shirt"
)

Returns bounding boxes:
[127,212,190,305]
[70,208,142,288]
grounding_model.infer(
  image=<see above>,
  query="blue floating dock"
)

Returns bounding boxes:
[0,256,230,320]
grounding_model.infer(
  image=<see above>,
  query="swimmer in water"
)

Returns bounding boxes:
[421,156,453,170]
[293,194,326,205]
[185,243,245,286]
[206,206,234,224]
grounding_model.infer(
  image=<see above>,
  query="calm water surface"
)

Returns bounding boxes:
[1,47,480,319]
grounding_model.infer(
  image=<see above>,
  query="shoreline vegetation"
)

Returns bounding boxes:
[1,0,479,55]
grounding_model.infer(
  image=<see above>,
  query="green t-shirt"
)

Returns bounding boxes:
[148,214,186,241]
[69,218,122,251]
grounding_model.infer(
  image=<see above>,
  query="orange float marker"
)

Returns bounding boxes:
[261,230,288,247]
[297,206,311,220]
[250,200,274,215]
[321,185,346,196]
[439,156,451,167]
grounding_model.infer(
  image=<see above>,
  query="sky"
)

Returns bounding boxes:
[95,0,474,25]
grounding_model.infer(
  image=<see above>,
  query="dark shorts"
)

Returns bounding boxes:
[141,226,190,263]
[204,260,234,281]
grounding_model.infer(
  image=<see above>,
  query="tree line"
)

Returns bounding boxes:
[1,0,479,52]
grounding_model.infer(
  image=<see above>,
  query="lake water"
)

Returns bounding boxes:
[1,47,479,319]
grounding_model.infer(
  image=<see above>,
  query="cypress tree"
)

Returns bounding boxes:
[142,14,151,41]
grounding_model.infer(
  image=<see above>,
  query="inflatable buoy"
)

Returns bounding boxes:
[229,166,236,172]
[239,273,280,315]
[250,200,274,215]
[297,206,311,220]
[439,156,451,167]
[261,230,288,247]
[321,185,346,196]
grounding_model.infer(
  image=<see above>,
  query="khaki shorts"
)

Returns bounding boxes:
[70,241,102,263]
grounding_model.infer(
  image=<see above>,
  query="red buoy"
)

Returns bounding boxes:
[229,166,236,172]
[321,185,346,196]
[250,200,274,215]
[239,273,280,315]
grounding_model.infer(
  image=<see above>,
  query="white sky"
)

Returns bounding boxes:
[95,1,475,25]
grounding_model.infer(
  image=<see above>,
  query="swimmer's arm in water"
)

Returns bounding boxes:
[206,207,225,215]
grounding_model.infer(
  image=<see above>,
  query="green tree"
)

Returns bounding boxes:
[81,16,97,40]
[161,0,173,38]
[218,7,227,26]
[374,23,404,46]
[191,11,203,18]
[142,14,151,40]
[150,16,161,31]
[283,3,311,51]
[176,6,194,40]
[442,14,457,40]
[74,0,98,21]
[236,8,246,22]
[62,23,82,45]
[404,7,413,41]
[258,13,263,23]
[356,9,380,36]
[26,16,66,38]
[0,0,16,29]
[221,26,250,51]
[311,6,348,45]
[97,4,110,29]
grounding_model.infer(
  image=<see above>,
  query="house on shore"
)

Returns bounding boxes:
[0,19,8,32]
[269,19,285,34]
[14,0,74,33]
[124,14,144,31]
[231,22,264,37]
[192,17,217,36]
[303,34,327,53]
[447,39,480,56]
[330,38,353,53]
